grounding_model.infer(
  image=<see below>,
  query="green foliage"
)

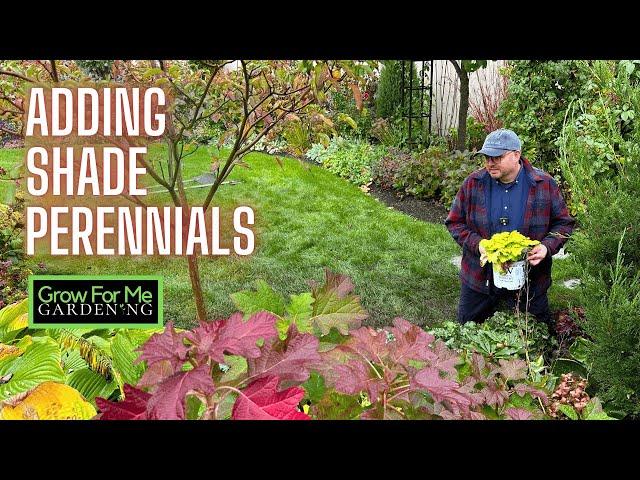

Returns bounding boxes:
[392,147,481,206]
[376,61,420,120]
[559,60,640,217]
[578,234,640,418]
[310,137,388,187]
[75,60,114,80]
[0,194,32,308]
[429,311,556,362]
[569,176,640,279]
[556,62,640,418]
[231,279,287,317]
[446,116,487,152]
[0,336,65,402]
[0,299,158,409]
[370,117,409,148]
[376,61,403,119]
[305,138,340,164]
[327,82,375,139]
[498,60,592,176]
[371,147,411,190]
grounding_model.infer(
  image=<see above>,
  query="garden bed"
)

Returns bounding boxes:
[369,184,449,224]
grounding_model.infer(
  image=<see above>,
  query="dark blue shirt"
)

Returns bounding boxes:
[488,161,529,234]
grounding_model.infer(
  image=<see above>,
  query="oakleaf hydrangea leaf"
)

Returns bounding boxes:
[247,325,321,386]
[185,312,278,364]
[232,376,309,420]
[230,280,286,316]
[134,322,188,373]
[309,269,368,335]
[505,407,533,420]
[411,367,472,411]
[147,364,215,420]
[96,384,151,420]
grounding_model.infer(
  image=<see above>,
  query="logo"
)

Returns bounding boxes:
[28,275,163,328]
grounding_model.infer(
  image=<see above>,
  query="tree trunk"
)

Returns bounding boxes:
[457,69,469,152]
[187,253,207,322]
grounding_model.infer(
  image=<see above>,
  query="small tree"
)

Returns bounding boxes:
[448,60,487,151]
[0,59,369,323]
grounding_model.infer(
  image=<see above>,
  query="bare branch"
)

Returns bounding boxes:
[0,124,20,137]
[0,69,34,83]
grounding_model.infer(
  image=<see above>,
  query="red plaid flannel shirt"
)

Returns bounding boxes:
[445,157,576,294]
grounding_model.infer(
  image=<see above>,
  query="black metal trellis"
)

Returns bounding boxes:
[400,60,433,147]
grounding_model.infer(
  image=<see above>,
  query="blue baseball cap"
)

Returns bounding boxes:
[476,129,522,157]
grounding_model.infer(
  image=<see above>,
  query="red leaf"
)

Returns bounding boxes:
[332,360,386,402]
[481,381,510,407]
[247,325,321,386]
[137,360,175,391]
[135,321,188,373]
[494,358,528,381]
[183,319,222,363]
[147,365,215,420]
[514,383,549,405]
[96,384,151,420]
[185,312,278,364]
[412,367,472,410]
[348,326,389,362]
[310,268,356,298]
[505,408,533,420]
[232,376,309,420]
[387,317,436,367]
[428,341,461,378]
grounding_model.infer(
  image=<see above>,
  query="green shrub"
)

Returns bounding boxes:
[393,145,448,199]
[579,235,640,418]
[75,60,114,80]
[439,150,484,208]
[375,61,420,120]
[393,147,481,206]
[328,85,374,139]
[559,60,640,216]
[371,147,412,190]
[430,311,555,362]
[370,117,406,148]
[570,177,640,280]
[314,138,387,187]
[498,60,593,177]
[0,193,32,309]
[446,116,487,152]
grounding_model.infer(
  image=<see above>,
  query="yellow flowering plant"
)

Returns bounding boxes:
[479,231,540,274]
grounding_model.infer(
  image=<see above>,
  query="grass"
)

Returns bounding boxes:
[0,143,581,329]
[0,148,23,203]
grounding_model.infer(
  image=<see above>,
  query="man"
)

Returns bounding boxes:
[445,129,575,325]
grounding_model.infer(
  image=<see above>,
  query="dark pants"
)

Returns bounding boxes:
[457,281,551,325]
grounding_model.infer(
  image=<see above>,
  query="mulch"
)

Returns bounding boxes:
[368,185,449,225]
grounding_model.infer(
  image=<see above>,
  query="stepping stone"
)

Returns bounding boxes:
[450,255,462,269]
[194,172,217,184]
[562,278,581,289]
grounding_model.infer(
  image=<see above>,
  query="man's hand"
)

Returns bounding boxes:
[527,244,548,266]
[479,242,488,266]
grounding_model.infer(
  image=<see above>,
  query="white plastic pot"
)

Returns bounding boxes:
[492,260,526,290]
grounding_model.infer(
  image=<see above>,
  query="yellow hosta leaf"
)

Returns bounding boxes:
[0,344,22,361]
[7,313,28,332]
[0,382,96,420]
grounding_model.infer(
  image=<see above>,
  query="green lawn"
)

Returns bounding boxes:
[0,144,581,329]
[0,148,23,203]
